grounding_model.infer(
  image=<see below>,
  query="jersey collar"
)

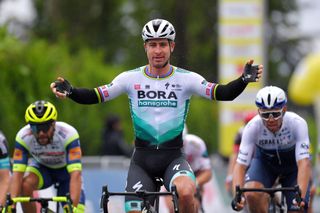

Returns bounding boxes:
[144,65,174,79]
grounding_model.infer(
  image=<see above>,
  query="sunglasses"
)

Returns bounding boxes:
[259,109,283,120]
[30,122,53,133]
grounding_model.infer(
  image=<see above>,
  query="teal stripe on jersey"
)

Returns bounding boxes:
[132,115,184,144]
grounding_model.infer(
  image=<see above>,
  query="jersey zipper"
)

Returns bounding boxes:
[157,74,160,150]
[274,132,282,165]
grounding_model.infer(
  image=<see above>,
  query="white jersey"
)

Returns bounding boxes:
[183,134,211,172]
[96,66,216,145]
[237,112,310,167]
[0,131,8,158]
[0,130,10,169]
[14,121,80,169]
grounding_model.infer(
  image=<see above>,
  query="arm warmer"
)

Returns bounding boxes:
[68,88,99,104]
[215,76,247,101]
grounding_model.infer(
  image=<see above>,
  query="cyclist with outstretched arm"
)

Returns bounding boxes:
[9,100,85,212]
[232,86,312,213]
[51,19,263,213]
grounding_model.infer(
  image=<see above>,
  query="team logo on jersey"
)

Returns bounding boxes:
[171,84,182,91]
[300,143,309,150]
[13,149,23,161]
[69,147,82,161]
[137,90,178,107]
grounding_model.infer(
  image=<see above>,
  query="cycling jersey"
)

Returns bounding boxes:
[95,66,216,147]
[13,122,82,172]
[0,131,10,169]
[183,134,211,173]
[237,112,310,167]
[12,122,85,209]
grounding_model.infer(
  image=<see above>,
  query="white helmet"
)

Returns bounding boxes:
[142,19,176,42]
[255,86,287,109]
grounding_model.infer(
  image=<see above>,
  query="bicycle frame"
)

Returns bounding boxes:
[3,193,73,213]
[100,185,179,213]
[231,185,302,212]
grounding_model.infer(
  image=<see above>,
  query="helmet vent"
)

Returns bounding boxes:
[153,22,160,32]
[161,24,169,33]
[145,25,151,34]
[267,93,271,105]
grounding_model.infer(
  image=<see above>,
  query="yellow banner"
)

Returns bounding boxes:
[218,0,265,157]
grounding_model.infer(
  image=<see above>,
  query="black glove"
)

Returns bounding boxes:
[242,64,259,83]
[54,80,73,96]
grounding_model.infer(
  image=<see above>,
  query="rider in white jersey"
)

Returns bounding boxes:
[183,134,212,181]
[163,131,212,212]
[10,100,85,212]
[51,19,263,213]
[232,86,311,213]
[0,131,10,211]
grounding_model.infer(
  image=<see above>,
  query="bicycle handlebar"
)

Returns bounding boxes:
[231,185,302,211]
[3,193,73,213]
[100,185,179,213]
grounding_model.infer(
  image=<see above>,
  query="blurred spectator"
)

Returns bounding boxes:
[101,114,133,157]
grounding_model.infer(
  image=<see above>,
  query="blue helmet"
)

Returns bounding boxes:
[255,86,287,109]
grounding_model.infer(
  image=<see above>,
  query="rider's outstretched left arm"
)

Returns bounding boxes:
[214,59,263,101]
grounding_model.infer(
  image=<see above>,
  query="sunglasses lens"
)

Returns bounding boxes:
[30,122,52,133]
[260,111,282,120]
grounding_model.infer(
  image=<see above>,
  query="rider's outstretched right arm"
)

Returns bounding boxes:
[68,88,99,104]
[51,77,99,104]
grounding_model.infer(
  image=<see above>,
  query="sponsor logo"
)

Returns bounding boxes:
[69,147,82,161]
[206,88,211,96]
[300,143,309,150]
[173,164,181,171]
[13,149,23,161]
[134,84,141,90]
[138,100,177,107]
[133,181,143,191]
[99,87,109,98]
[103,90,109,97]
[239,150,248,156]
[137,90,177,99]
[201,80,208,85]
[165,82,170,89]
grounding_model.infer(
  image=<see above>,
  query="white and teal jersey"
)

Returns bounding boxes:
[95,66,217,145]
